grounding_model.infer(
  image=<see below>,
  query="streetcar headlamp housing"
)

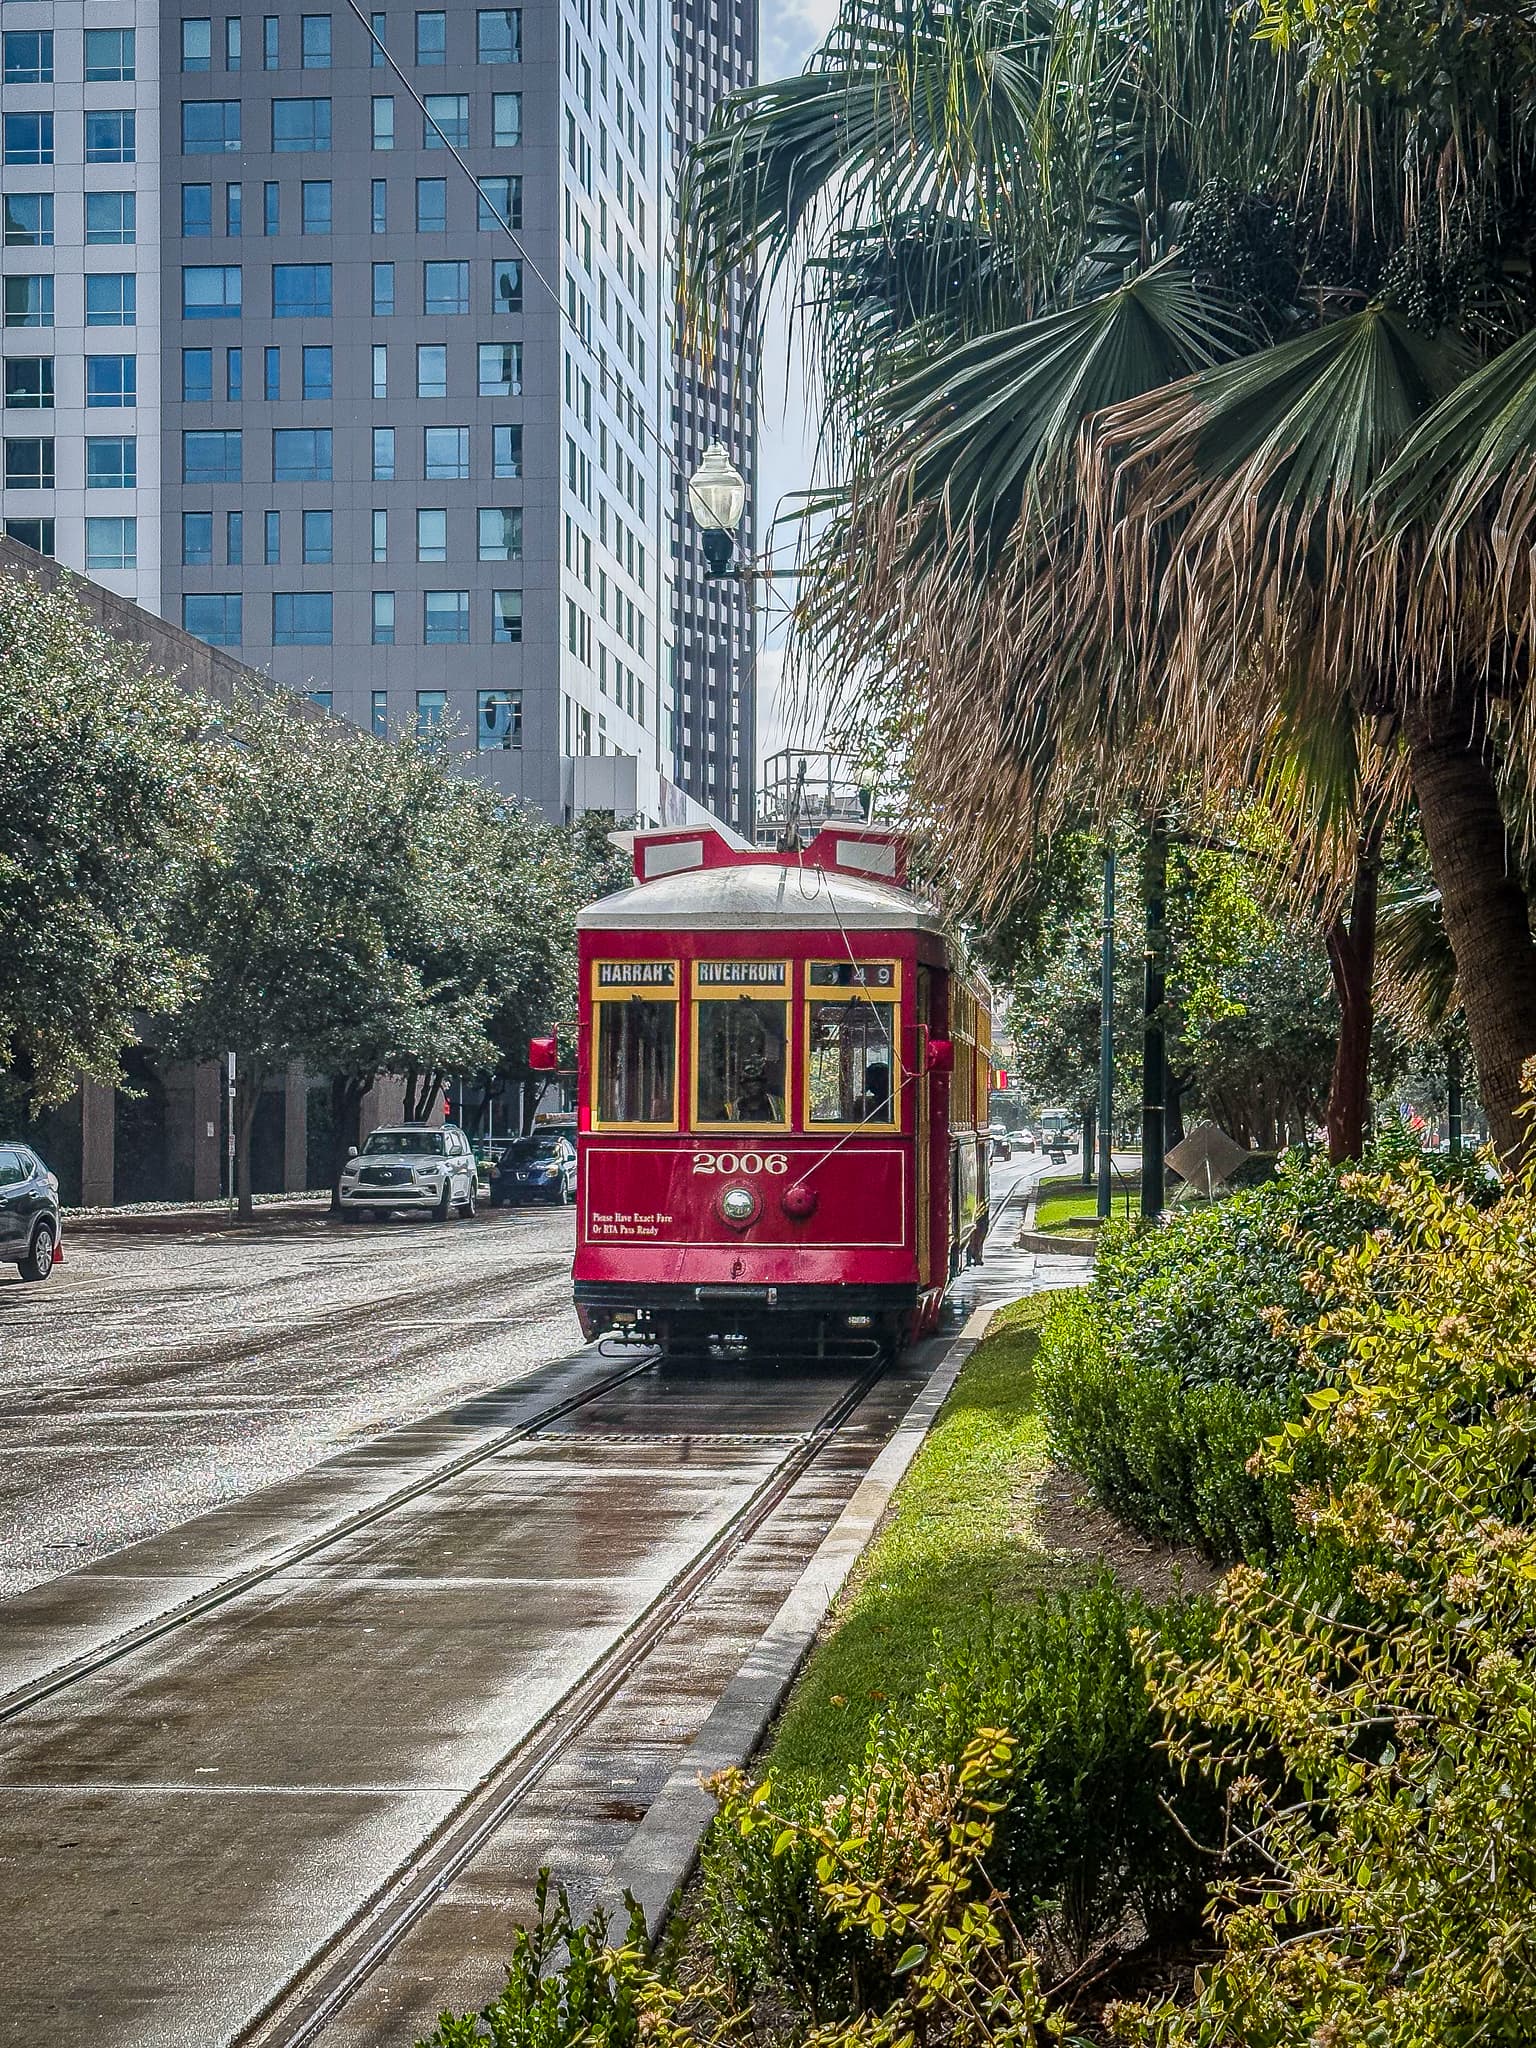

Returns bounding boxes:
[718,1184,759,1227]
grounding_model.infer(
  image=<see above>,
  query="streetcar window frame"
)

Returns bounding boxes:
[589,959,679,1131]
[690,961,791,1132]
[802,961,901,1131]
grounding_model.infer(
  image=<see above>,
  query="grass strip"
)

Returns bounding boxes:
[766,1295,1072,1798]
[1031,1175,1143,1235]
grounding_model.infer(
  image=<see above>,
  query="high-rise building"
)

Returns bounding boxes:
[0,1,693,823]
[667,0,756,835]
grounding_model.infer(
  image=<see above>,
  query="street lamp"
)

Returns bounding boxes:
[687,441,747,577]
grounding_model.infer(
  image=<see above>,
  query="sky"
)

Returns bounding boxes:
[749,0,839,768]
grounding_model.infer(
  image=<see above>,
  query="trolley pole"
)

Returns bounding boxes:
[1097,846,1115,1219]
[1141,824,1167,1219]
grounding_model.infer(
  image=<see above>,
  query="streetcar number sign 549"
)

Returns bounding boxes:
[692,1151,789,1176]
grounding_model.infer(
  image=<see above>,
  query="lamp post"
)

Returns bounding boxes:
[687,441,748,578]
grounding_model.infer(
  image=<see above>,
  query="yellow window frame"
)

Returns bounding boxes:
[690,961,792,1132]
[589,958,681,1131]
[802,962,903,1132]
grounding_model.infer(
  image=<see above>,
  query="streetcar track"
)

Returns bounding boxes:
[235,1352,892,2048]
[0,1351,659,1727]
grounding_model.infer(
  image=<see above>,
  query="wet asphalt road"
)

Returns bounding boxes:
[0,1208,581,1600]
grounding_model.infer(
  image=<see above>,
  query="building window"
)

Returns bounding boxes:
[87,110,137,163]
[301,13,332,65]
[86,355,135,408]
[182,429,242,484]
[417,689,448,733]
[183,511,213,565]
[272,427,332,481]
[181,18,213,69]
[416,509,447,561]
[416,180,447,234]
[263,181,281,234]
[85,436,136,489]
[3,31,52,84]
[182,265,240,319]
[416,11,447,64]
[478,342,521,396]
[226,345,243,399]
[307,690,333,711]
[302,509,333,563]
[272,98,332,151]
[3,196,52,248]
[183,347,214,401]
[372,344,388,399]
[416,344,447,398]
[477,687,521,747]
[263,345,281,399]
[4,517,54,556]
[86,28,135,80]
[263,14,279,66]
[371,686,388,732]
[491,258,523,312]
[478,508,522,560]
[272,264,332,318]
[369,11,387,64]
[372,96,395,149]
[424,261,469,316]
[372,262,395,316]
[3,114,52,166]
[83,516,138,572]
[301,181,333,234]
[424,426,470,479]
[227,510,244,563]
[372,595,395,646]
[490,592,523,645]
[3,438,53,490]
[372,508,387,560]
[492,424,522,477]
[371,180,388,234]
[183,183,213,236]
[423,95,468,148]
[181,100,238,152]
[273,593,333,645]
[302,345,332,399]
[185,595,241,646]
[477,176,522,230]
[478,9,521,62]
[226,182,243,234]
[86,193,136,246]
[86,274,136,327]
[492,93,522,146]
[225,18,242,69]
[373,427,396,480]
[264,510,281,562]
[2,358,51,410]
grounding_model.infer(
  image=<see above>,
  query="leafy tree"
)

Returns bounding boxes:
[0,572,210,1118]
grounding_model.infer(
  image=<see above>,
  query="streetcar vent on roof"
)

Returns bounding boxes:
[640,836,707,879]
[833,836,898,879]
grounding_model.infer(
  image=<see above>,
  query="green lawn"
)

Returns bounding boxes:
[1031,1174,1142,1234]
[766,1296,1078,1798]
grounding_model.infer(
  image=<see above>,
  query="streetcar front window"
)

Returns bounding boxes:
[595,997,677,1126]
[807,998,897,1126]
[695,998,788,1126]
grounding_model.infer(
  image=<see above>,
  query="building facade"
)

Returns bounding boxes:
[667,0,756,835]
[0,0,694,822]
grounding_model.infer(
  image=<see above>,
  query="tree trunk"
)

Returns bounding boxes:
[1406,688,1536,1170]
[1324,828,1381,1164]
[327,1072,371,1213]
[233,1058,266,1221]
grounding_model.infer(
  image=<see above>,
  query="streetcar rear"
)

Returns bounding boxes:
[571,825,991,1359]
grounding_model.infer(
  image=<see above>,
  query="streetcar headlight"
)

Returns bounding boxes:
[719,1184,758,1226]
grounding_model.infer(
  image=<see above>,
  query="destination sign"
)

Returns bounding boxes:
[597,961,676,988]
[809,961,895,988]
[696,961,787,987]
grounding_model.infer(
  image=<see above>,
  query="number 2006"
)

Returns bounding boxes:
[692,1151,789,1176]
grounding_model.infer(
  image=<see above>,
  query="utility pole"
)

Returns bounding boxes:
[1448,1041,1463,1154]
[1097,845,1115,1219]
[1141,824,1167,1218]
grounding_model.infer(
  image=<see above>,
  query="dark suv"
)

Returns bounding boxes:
[0,1144,61,1281]
[489,1133,577,1206]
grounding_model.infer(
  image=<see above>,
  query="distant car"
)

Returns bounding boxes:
[0,1142,61,1280]
[338,1124,479,1221]
[1016,1129,1038,1152]
[988,1124,1012,1162]
[490,1133,577,1206]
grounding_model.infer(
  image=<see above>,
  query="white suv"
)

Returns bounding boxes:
[339,1124,479,1222]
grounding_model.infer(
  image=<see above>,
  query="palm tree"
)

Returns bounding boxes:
[683,0,1536,1163]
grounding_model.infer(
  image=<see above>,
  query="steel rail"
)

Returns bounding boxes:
[235,1352,892,2048]
[0,1352,660,1727]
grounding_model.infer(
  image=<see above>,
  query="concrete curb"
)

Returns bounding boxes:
[597,1296,1006,1941]
[1016,1228,1096,1256]
[64,1196,331,1234]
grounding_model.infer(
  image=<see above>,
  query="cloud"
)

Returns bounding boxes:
[760,0,836,80]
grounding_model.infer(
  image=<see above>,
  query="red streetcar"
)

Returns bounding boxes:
[570,823,992,1358]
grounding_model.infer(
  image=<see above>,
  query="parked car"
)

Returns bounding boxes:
[490,1133,577,1206]
[337,1124,479,1221]
[0,1142,61,1280]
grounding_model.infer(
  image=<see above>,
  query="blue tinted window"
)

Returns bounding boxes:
[182,265,241,318]
[272,427,332,480]
[272,264,332,318]
[183,429,242,483]
[86,355,135,407]
[271,98,332,151]
[85,274,136,326]
[184,595,242,646]
[273,592,333,645]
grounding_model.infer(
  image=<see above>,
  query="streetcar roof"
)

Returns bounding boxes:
[577,859,948,936]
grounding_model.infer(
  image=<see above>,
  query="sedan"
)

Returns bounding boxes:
[0,1142,61,1280]
[489,1135,577,1206]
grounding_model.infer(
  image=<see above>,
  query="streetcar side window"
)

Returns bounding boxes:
[594,996,677,1126]
[695,998,789,1127]
[807,997,897,1126]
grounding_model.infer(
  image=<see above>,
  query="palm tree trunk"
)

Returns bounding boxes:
[1405,690,1536,1169]
[1324,829,1381,1164]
